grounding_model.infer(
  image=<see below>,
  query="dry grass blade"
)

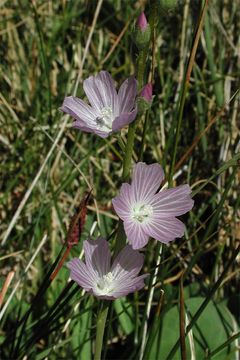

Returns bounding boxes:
[1,118,68,246]
[0,271,15,307]
[0,234,47,321]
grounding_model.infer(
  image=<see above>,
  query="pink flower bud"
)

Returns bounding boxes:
[140,83,153,102]
[137,12,148,32]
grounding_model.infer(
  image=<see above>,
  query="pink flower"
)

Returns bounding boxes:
[61,71,138,138]
[139,83,153,102]
[67,238,147,300]
[137,12,148,32]
[112,162,194,249]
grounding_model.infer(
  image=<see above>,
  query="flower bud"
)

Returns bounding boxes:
[139,83,152,102]
[137,83,153,112]
[133,12,151,50]
[137,12,148,32]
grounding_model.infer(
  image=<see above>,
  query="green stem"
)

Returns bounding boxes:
[122,49,147,181]
[168,0,208,186]
[138,242,163,359]
[94,302,109,360]
[122,123,137,180]
[139,110,149,161]
[204,11,224,108]
[116,46,149,252]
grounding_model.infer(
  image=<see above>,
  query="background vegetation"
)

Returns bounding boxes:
[0,0,239,359]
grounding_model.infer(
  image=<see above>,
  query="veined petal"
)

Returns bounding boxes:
[83,71,117,112]
[145,217,185,243]
[118,76,138,113]
[108,274,148,298]
[111,245,144,279]
[123,219,149,249]
[112,183,133,220]
[60,96,97,124]
[73,121,110,138]
[84,238,111,277]
[131,162,165,203]
[112,108,138,132]
[151,185,194,217]
[67,258,96,290]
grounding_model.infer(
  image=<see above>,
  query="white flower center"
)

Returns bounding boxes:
[95,272,115,295]
[95,106,113,131]
[132,203,153,223]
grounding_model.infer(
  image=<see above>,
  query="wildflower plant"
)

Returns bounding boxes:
[60,9,193,358]
[2,2,240,360]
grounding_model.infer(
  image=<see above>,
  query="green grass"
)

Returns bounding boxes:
[0,1,239,359]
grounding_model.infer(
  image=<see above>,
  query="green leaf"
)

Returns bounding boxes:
[114,297,134,335]
[144,297,238,360]
[71,298,92,359]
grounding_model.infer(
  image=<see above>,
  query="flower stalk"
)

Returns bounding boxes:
[93,14,151,358]
[94,303,109,360]
[122,14,150,181]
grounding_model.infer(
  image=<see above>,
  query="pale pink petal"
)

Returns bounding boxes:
[111,245,144,279]
[131,162,165,203]
[60,96,97,124]
[73,121,110,138]
[84,238,111,277]
[112,108,138,131]
[123,219,149,249]
[83,71,117,111]
[151,185,194,217]
[118,76,138,113]
[112,183,133,220]
[67,258,96,290]
[92,129,110,138]
[145,217,185,243]
[109,274,148,298]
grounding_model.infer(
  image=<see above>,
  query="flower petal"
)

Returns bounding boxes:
[60,96,97,124]
[131,162,165,203]
[84,238,111,277]
[123,219,149,249]
[112,108,138,132]
[73,121,110,138]
[145,217,185,243]
[111,245,144,279]
[83,71,118,112]
[117,76,138,113]
[108,274,148,298]
[151,185,194,217]
[67,258,95,290]
[112,183,134,220]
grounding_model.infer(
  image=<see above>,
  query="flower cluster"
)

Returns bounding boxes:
[67,163,193,299]
[63,22,194,299]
